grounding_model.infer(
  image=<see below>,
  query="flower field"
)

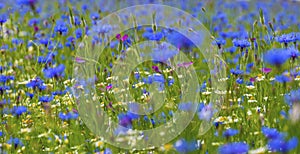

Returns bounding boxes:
[0,0,300,153]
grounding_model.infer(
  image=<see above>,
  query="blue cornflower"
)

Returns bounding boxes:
[142,28,164,41]
[198,103,215,121]
[12,38,24,45]
[90,12,100,20]
[7,137,24,148]
[91,24,112,35]
[43,64,65,78]
[17,0,37,6]
[26,92,34,99]
[0,131,3,137]
[54,20,68,35]
[232,39,250,49]
[223,128,239,137]
[118,112,139,128]
[262,127,286,140]
[73,16,81,26]
[174,139,197,153]
[37,52,57,64]
[65,36,75,48]
[218,142,249,154]
[11,106,27,116]
[267,137,298,153]
[178,102,195,111]
[275,33,297,45]
[165,29,195,51]
[275,75,291,83]
[28,18,39,26]
[264,48,289,66]
[150,43,179,62]
[39,95,53,103]
[0,75,15,83]
[213,38,226,49]
[288,47,300,60]
[58,112,79,121]
[26,77,46,90]
[0,86,10,94]
[104,148,112,154]
[236,78,243,84]
[75,28,83,39]
[0,13,8,25]
[230,68,243,76]
[285,89,300,106]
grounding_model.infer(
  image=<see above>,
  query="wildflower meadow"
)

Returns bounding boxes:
[0,0,300,153]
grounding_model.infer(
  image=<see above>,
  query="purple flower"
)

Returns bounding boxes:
[218,142,249,154]
[262,67,272,74]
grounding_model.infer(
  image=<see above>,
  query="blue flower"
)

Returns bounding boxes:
[104,148,112,154]
[230,68,243,76]
[17,0,37,6]
[218,142,249,154]
[232,39,250,49]
[43,64,65,78]
[75,28,83,39]
[28,18,39,26]
[11,106,27,116]
[198,103,215,121]
[0,75,15,83]
[0,13,8,25]
[142,29,164,41]
[223,128,239,137]
[288,47,300,60]
[26,77,46,90]
[7,137,24,148]
[213,38,226,48]
[284,89,300,106]
[275,33,298,44]
[54,20,68,35]
[165,29,195,51]
[39,95,53,103]
[59,112,79,121]
[264,48,289,66]
[178,102,195,111]
[267,137,298,153]
[174,139,197,153]
[275,75,291,83]
[150,43,179,62]
[236,78,243,84]
[262,127,286,140]
[0,131,3,137]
